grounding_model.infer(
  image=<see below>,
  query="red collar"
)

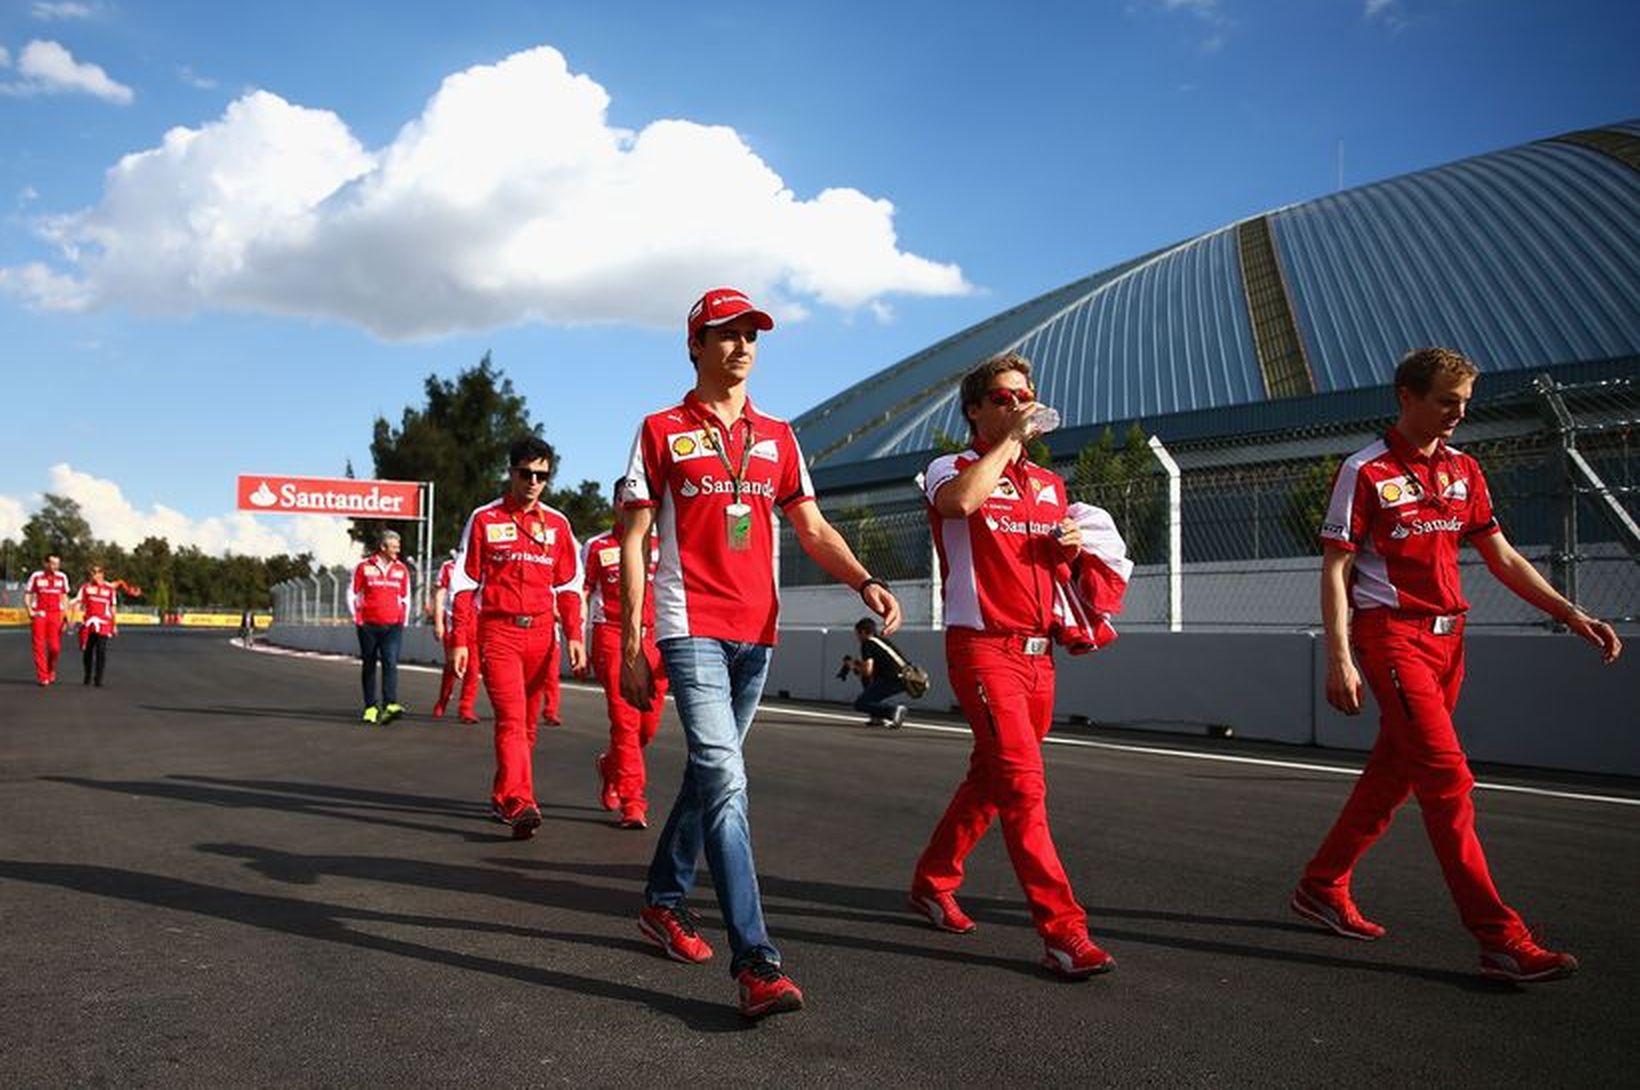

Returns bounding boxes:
[683,389,761,430]
[1386,426,1444,464]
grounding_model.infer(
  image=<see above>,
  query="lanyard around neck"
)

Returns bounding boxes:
[697,411,756,504]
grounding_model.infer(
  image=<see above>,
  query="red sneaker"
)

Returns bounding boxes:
[1480,935,1579,983]
[639,904,713,963]
[736,959,804,1020]
[431,702,447,719]
[908,889,976,934]
[508,805,542,840]
[1041,931,1116,978]
[1291,881,1386,941]
[596,753,619,811]
[618,801,648,830]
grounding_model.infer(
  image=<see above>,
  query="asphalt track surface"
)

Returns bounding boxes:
[2,629,1636,1088]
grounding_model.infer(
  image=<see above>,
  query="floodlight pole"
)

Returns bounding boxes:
[1148,435,1183,632]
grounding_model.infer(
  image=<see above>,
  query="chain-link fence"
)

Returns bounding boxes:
[270,561,436,625]
[785,373,1639,629]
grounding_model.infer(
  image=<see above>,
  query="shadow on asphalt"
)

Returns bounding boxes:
[0,860,753,1033]
[509,861,1501,991]
[37,780,1502,994]
[43,774,521,843]
[140,703,372,726]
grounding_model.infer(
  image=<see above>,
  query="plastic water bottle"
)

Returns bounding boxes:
[1027,406,1061,437]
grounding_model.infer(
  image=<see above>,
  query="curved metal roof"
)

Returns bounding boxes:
[797,120,1640,473]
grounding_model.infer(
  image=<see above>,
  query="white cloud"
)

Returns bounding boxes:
[32,2,97,19]
[0,39,133,104]
[0,45,11,68]
[1364,0,1409,30]
[7,464,362,567]
[1150,0,1234,53]
[0,495,26,540]
[177,65,216,90]
[0,45,968,338]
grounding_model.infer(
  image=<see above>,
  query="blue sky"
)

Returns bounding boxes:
[2,0,1635,566]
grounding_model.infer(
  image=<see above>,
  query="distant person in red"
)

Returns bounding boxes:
[1295,347,1622,983]
[450,436,586,840]
[432,548,482,724]
[349,530,412,725]
[584,478,668,830]
[75,564,118,687]
[24,553,72,685]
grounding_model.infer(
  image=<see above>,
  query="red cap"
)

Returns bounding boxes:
[687,287,775,341]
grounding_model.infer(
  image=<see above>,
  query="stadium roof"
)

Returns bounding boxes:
[795,119,1640,487]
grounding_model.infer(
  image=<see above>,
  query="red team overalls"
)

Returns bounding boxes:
[26,568,71,684]
[434,558,482,721]
[583,527,668,821]
[451,496,583,821]
[913,443,1088,941]
[1304,429,1526,946]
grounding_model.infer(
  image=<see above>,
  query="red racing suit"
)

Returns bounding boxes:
[451,495,583,818]
[25,568,72,684]
[434,558,481,720]
[583,526,668,813]
[911,442,1088,940]
[1303,428,1526,945]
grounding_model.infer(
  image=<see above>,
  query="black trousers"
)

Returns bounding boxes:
[82,631,108,685]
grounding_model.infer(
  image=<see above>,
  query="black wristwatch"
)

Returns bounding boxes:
[857,577,889,599]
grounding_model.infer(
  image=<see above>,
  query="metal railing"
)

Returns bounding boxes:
[782,374,1639,629]
[271,560,435,625]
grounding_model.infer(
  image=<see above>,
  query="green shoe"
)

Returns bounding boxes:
[382,703,405,723]
[361,706,380,725]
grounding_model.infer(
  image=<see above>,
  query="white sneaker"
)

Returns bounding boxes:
[890,705,908,729]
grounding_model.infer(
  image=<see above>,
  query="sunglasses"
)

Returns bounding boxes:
[985,387,1036,407]
[511,467,551,483]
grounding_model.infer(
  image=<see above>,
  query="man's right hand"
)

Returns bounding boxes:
[1326,658,1364,715]
[451,646,469,678]
[620,652,655,712]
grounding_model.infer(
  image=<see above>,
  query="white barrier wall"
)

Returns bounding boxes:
[266,623,1639,777]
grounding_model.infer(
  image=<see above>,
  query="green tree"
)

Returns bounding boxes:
[365,352,548,556]
[833,503,902,580]
[19,495,96,575]
[545,479,616,543]
[1066,423,1163,563]
[1286,455,1342,555]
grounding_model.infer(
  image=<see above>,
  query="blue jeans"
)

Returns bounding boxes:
[647,636,776,973]
[356,623,403,706]
[853,676,906,720]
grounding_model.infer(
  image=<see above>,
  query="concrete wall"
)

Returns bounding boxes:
[265,623,1639,778]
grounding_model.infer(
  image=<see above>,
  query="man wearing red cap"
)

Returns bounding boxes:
[1294,347,1621,982]
[619,286,901,1021]
[584,477,668,830]
[24,554,72,686]
[450,436,586,840]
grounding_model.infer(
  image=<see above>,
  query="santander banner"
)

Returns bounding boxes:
[236,474,423,520]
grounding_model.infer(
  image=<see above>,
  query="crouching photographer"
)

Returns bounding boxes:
[847,617,928,728]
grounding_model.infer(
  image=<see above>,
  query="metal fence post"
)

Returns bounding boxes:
[1148,435,1183,632]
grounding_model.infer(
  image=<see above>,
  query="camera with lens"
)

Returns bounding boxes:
[836,654,857,681]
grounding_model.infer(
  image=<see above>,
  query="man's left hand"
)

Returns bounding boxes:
[567,639,588,675]
[1056,517,1082,557]
[1568,613,1623,663]
[863,582,902,636]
